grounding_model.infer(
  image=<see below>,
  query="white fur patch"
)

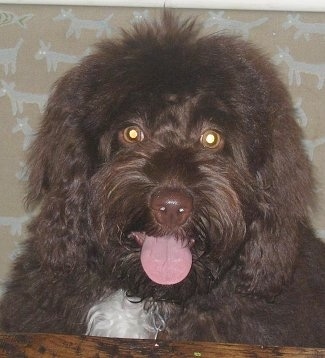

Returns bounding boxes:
[86,290,158,339]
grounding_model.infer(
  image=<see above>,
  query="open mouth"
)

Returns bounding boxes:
[129,232,194,285]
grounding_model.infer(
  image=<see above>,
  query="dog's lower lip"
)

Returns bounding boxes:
[129,232,195,248]
[129,232,146,246]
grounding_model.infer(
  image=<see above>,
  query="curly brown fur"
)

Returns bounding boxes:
[1,12,324,347]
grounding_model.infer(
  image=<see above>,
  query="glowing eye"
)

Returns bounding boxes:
[200,129,224,149]
[121,126,144,143]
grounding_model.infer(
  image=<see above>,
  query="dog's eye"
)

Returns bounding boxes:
[200,130,224,150]
[120,126,144,144]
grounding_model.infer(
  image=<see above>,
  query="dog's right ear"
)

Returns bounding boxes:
[25,61,108,269]
[26,71,91,207]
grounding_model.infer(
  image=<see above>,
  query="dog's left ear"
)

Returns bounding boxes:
[237,105,314,299]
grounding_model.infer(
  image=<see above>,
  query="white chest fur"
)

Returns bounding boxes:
[86,290,164,339]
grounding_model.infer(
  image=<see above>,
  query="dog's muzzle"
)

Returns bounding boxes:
[130,188,194,286]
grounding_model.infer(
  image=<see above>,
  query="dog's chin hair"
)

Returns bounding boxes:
[86,290,158,339]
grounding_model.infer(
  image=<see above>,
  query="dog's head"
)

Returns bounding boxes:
[27,13,313,302]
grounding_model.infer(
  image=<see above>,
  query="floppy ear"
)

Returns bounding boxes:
[238,108,314,299]
[26,65,101,270]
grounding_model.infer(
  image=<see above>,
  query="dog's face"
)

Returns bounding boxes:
[27,13,313,303]
[91,97,252,302]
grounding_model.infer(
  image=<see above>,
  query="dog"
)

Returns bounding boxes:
[0,12,324,347]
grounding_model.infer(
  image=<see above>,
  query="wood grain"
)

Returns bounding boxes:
[0,334,324,357]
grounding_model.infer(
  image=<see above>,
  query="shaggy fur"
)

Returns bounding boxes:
[1,12,324,347]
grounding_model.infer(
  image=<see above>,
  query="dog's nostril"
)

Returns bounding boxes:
[150,188,193,227]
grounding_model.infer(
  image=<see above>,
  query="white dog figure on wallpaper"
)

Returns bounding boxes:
[12,117,35,151]
[283,14,325,41]
[53,9,113,39]
[0,38,23,75]
[35,40,90,72]
[0,80,47,115]
[204,11,268,39]
[273,47,325,90]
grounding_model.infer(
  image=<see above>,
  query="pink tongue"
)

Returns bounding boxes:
[140,235,192,285]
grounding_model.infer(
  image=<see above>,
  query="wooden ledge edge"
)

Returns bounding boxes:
[0,333,324,357]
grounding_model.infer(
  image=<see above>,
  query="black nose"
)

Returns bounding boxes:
[150,188,193,228]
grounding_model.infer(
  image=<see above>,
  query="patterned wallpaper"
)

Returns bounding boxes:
[0,5,325,289]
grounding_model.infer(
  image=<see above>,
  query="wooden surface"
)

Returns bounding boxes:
[0,334,324,357]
